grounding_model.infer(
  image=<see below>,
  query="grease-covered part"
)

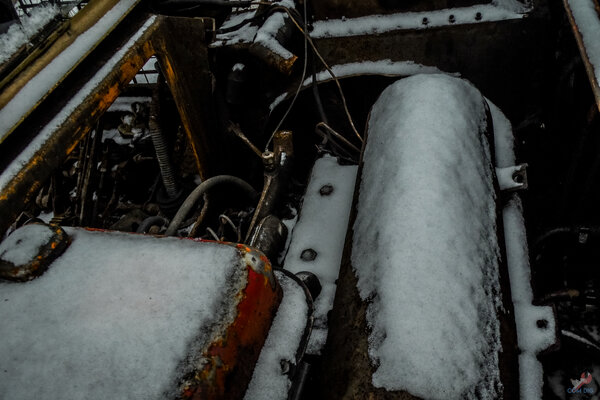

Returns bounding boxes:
[0,223,70,281]
[0,228,281,400]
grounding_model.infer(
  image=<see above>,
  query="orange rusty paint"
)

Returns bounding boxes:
[183,251,282,400]
[154,53,207,178]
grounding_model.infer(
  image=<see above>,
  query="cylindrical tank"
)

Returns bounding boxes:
[317,74,519,400]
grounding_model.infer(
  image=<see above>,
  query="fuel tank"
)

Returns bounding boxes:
[318,74,520,400]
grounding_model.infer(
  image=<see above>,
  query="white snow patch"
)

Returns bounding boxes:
[283,155,357,354]
[244,270,308,400]
[353,74,502,399]
[0,15,156,195]
[0,4,59,65]
[220,10,257,30]
[566,0,600,89]
[0,227,244,400]
[310,4,526,38]
[0,223,54,265]
[254,12,293,60]
[0,0,140,142]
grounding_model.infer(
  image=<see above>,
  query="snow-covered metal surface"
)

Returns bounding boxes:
[310,3,527,39]
[0,227,247,400]
[0,4,59,65]
[0,223,54,265]
[244,270,309,400]
[283,155,357,354]
[353,74,503,399]
[489,102,557,400]
[0,15,157,196]
[0,0,140,142]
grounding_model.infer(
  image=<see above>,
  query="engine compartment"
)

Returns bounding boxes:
[1,0,600,398]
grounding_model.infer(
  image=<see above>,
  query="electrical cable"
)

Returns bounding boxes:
[261,3,364,144]
[263,0,308,151]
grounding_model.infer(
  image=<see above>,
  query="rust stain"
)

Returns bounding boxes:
[183,248,282,400]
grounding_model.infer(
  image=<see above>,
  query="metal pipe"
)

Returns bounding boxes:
[165,175,258,236]
[136,216,168,234]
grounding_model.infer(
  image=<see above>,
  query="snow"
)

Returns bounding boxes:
[0,227,245,400]
[310,4,527,38]
[244,270,309,400]
[0,0,140,143]
[492,104,556,400]
[283,155,357,354]
[271,60,450,112]
[0,223,54,265]
[353,74,502,399]
[220,10,257,30]
[254,12,293,60]
[0,4,59,65]
[566,0,600,88]
[0,15,156,195]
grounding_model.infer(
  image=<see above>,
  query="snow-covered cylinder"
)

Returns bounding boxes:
[319,74,519,400]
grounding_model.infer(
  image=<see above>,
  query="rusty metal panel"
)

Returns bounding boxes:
[0,16,160,238]
[0,0,143,143]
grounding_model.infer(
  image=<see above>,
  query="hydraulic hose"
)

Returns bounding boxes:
[165,175,258,236]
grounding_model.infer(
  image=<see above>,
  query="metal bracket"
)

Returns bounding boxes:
[496,163,528,192]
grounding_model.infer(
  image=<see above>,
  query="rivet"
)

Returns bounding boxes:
[301,249,317,261]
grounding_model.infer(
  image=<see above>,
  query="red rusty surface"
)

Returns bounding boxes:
[183,244,282,400]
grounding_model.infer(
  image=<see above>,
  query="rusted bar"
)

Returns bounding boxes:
[0,0,143,143]
[0,18,159,237]
[151,16,219,179]
[563,0,600,112]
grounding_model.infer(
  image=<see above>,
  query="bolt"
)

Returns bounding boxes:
[301,249,317,261]
[536,319,548,329]
[422,17,429,25]
[475,12,482,21]
[320,184,334,196]
[262,151,275,171]
[449,14,456,23]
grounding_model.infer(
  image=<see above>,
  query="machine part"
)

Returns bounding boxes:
[228,121,263,159]
[0,14,218,238]
[226,63,249,105]
[248,214,288,262]
[165,175,258,236]
[0,226,281,400]
[136,215,168,233]
[496,163,528,192]
[245,130,294,242]
[244,268,314,400]
[149,77,180,199]
[294,271,322,300]
[0,223,70,282]
[319,75,519,399]
[249,9,297,75]
[282,155,357,355]
[300,248,317,261]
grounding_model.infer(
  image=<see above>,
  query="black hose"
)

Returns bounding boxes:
[165,175,258,236]
[136,216,168,234]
